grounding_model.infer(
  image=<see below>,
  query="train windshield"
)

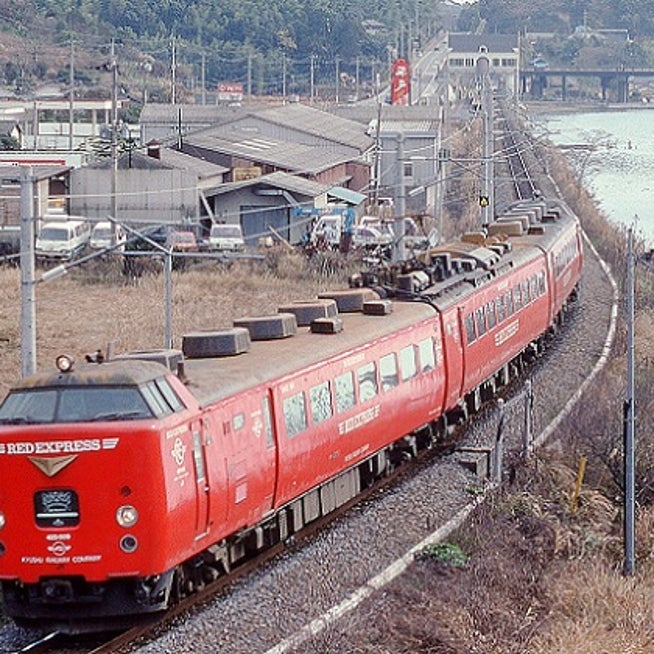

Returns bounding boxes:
[0,386,154,424]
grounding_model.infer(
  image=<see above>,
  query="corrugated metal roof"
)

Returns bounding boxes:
[206,171,330,198]
[184,133,358,174]
[327,186,367,205]
[254,103,373,152]
[159,147,229,179]
[379,119,438,134]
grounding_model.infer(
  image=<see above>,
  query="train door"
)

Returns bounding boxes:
[440,306,465,410]
[254,392,278,512]
[223,390,278,528]
[191,418,210,537]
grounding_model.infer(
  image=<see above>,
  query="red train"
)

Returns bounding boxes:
[0,197,583,633]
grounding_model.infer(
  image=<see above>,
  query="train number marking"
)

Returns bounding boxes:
[494,319,520,347]
[338,405,380,436]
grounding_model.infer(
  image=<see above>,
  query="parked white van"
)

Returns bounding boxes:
[90,221,126,252]
[35,219,91,261]
[208,223,245,252]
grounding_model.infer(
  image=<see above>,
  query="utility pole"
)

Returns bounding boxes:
[20,167,36,377]
[309,55,315,103]
[110,39,118,222]
[68,42,74,151]
[171,36,176,104]
[247,52,253,99]
[395,132,406,262]
[481,73,494,227]
[335,56,340,104]
[282,52,287,103]
[201,52,206,106]
[624,226,636,576]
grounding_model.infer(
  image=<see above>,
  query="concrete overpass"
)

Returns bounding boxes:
[520,68,654,102]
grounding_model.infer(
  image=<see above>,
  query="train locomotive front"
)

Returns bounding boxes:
[0,356,205,632]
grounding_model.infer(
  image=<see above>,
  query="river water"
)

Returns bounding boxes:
[531,107,654,246]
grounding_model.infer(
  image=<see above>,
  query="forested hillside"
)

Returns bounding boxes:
[459,0,654,36]
[0,0,653,105]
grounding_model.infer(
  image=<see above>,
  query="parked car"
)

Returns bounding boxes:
[90,221,126,252]
[166,230,198,252]
[351,225,393,249]
[208,223,245,252]
[35,219,91,261]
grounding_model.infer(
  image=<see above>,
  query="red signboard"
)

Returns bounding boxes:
[390,58,411,106]
[217,82,244,103]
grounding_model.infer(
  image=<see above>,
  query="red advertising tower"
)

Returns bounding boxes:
[390,58,411,105]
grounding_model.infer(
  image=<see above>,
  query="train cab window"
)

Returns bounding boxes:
[0,389,57,423]
[154,378,186,412]
[309,381,333,424]
[418,338,435,372]
[380,353,399,391]
[475,307,486,337]
[464,314,476,344]
[399,345,417,381]
[141,381,174,417]
[486,301,497,329]
[335,371,356,413]
[283,392,307,437]
[357,362,378,401]
[0,387,153,424]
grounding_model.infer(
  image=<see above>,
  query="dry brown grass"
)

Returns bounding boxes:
[0,248,352,399]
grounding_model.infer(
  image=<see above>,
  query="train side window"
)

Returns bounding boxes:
[538,271,546,295]
[155,378,186,412]
[486,301,497,329]
[309,381,333,424]
[496,295,506,323]
[530,274,538,300]
[233,413,245,430]
[521,279,530,304]
[357,362,378,401]
[380,353,399,391]
[505,291,514,316]
[283,392,307,437]
[418,338,435,372]
[262,396,274,447]
[464,314,476,344]
[513,285,522,311]
[475,307,486,337]
[399,345,417,381]
[335,371,356,413]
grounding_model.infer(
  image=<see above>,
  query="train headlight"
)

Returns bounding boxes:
[120,535,138,553]
[116,505,138,528]
[0,511,5,530]
[55,354,75,373]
